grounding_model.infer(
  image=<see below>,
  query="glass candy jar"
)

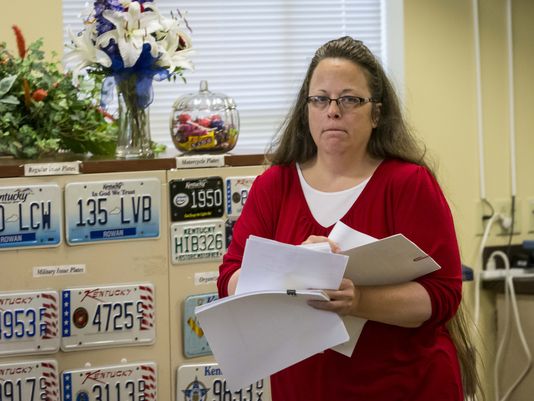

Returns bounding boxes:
[170,80,239,153]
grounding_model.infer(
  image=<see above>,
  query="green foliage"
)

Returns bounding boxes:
[0,39,118,159]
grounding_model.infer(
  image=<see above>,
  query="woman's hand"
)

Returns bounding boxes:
[308,278,361,316]
[301,235,341,253]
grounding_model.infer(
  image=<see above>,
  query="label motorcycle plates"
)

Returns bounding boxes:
[62,361,157,401]
[65,178,160,244]
[0,184,61,249]
[171,219,225,264]
[183,293,218,358]
[60,283,155,351]
[177,363,267,401]
[225,176,256,218]
[169,177,224,222]
[0,359,59,401]
[0,290,59,356]
[225,218,237,249]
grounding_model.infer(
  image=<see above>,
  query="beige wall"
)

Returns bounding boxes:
[2,1,534,400]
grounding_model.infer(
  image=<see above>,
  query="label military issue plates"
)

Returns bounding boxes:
[0,359,59,401]
[0,290,59,356]
[225,176,256,218]
[0,184,62,249]
[65,178,161,244]
[169,177,224,221]
[171,219,225,264]
[62,361,157,401]
[60,283,155,351]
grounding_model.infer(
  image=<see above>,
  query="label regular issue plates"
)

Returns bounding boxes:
[171,219,225,265]
[64,178,161,245]
[0,359,59,401]
[62,361,157,401]
[0,290,60,356]
[0,184,62,249]
[60,283,155,351]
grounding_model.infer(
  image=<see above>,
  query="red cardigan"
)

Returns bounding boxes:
[218,159,463,401]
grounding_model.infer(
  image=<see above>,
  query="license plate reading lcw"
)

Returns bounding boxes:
[0,360,59,401]
[61,283,155,351]
[0,290,59,356]
[65,178,161,244]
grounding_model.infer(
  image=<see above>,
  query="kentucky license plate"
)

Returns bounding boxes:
[61,283,155,351]
[0,184,61,249]
[171,219,225,264]
[65,178,160,244]
[62,361,157,401]
[0,290,59,356]
[0,360,59,401]
[225,176,256,218]
[170,177,224,221]
[177,363,267,401]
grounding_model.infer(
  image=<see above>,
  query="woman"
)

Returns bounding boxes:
[218,37,478,401]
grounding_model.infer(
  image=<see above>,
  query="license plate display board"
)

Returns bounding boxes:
[65,178,160,244]
[225,176,256,219]
[61,283,155,351]
[62,361,157,401]
[0,290,59,356]
[183,293,218,358]
[0,184,61,249]
[177,363,267,401]
[0,359,59,401]
[171,219,225,264]
[170,177,224,221]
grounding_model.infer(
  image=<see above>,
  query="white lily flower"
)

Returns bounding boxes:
[97,1,162,68]
[63,26,112,85]
[156,27,194,73]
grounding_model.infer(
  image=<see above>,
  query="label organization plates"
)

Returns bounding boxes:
[61,283,155,351]
[0,290,59,356]
[177,363,267,401]
[62,361,157,401]
[65,178,161,244]
[225,176,256,219]
[171,219,225,264]
[0,184,61,249]
[0,359,59,401]
[183,293,218,358]
[170,177,224,222]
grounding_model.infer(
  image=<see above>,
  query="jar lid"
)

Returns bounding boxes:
[172,80,237,111]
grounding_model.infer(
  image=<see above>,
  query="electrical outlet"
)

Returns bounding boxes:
[493,198,521,235]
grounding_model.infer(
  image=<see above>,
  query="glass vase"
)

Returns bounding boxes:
[115,77,153,159]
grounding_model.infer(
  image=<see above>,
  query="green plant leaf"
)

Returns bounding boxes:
[0,95,19,105]
[0,75,18,97]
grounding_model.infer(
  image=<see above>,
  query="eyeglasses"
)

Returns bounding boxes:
[306,95,377,111]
